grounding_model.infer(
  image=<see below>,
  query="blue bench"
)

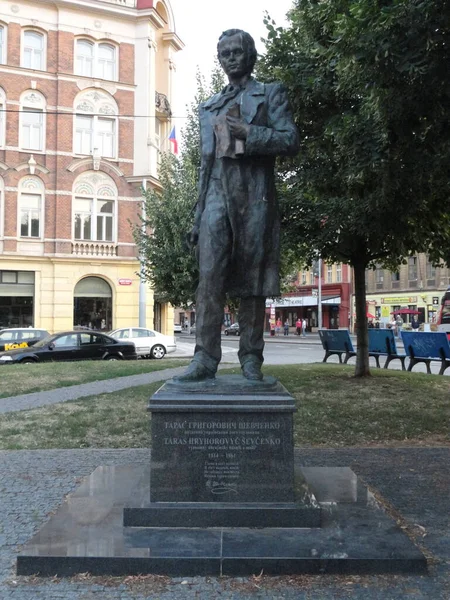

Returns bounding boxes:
[368,328,407,370]
[401,331,450,375]
[318,330,356,364]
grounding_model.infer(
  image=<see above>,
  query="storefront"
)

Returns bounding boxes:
[0,270,35,328]
[363,294,443,326]
[73,277,113,331]
[265,283,351,331]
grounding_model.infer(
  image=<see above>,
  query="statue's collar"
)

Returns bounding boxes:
[203,78,265,111]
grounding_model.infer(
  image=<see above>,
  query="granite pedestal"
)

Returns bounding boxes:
[125,375,320,528]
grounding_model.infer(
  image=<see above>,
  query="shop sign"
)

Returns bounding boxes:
[118,278,133,286]
[381,296,417,304]
[432,297,440,305]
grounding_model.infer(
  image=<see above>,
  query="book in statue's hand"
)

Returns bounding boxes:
[213,103,245,159]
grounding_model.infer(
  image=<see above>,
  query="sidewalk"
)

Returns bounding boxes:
[0,365,189,415]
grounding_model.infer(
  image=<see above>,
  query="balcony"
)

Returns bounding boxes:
[72,242,118,257]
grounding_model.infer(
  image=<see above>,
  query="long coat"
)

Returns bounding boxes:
[196,78,299,298]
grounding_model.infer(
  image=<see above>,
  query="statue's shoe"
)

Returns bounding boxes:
[174,362,215,382]
[241,362,263,381]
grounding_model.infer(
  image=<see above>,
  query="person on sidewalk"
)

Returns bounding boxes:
[284,319,289,336]
[296,318,302,336]
[276,318,282,337]
[302,318,307,336]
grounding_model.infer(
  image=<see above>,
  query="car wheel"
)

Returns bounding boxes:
[105,355,122,361]
[225,331,229,336]
[21,358,36,364]
[150,344,166,359]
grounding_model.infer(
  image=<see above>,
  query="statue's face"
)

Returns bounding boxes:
[218,34,250,79]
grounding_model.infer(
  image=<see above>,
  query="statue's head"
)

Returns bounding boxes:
[217,29,257,79]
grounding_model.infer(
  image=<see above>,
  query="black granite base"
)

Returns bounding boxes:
[148,376,299,503]
[124,500,321,528]
[17,465,427,577]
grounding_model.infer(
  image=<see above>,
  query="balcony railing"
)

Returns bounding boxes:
[72,242,118,257]
[101,0,136,7]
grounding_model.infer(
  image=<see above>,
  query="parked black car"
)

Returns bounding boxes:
[0,328,50,353]
[224,323,240,336]
[0,330,137,364]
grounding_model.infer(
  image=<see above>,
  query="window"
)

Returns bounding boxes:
[0,25,6,64]
[97,118,115,158]
[336,264,342,283]
[75,39,117,81]
[22,30,45,70]
[75,40,93,77]
[0,87,5,148]
[74,90,118,159]
[75,115,93,155]
[20,194,40,238]
[98,44,116,80]
[391,271,400,281]
[73,171,117,242]
[426,258,436,280]
[53,333,78,347]
[75,115,116,158]
[20,91,46,152]
[22,110,43,151]
[375,265,384,283]
[301,272,307,285]
[18,177,44,239]
[73,196,115,243]
[408,256,417,281]
[309,271,314,285]
[326,265,333,284]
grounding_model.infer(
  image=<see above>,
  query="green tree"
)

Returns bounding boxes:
[134,65,225,308]
[260,0,450,376]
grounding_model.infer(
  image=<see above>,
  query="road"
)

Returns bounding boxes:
[173,332,449,375]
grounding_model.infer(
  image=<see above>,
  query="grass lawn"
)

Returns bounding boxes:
[0,358,189,398]
[0,364,448,449]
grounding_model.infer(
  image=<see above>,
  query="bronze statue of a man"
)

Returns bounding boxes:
[177,29,299,382]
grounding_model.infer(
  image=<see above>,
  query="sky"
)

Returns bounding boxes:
[168,0,294,128]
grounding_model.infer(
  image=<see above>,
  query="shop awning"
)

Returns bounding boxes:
[266,295,341,308]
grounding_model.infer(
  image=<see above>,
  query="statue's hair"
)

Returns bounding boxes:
[217,29,257,72]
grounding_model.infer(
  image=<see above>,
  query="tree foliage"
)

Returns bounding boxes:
[260,0,450,376]
[133,66,225,308]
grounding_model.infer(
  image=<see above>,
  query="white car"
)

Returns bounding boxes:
[109,327,176,359]
[174,323,182,333]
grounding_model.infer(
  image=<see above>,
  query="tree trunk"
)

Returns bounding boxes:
[353,258,371,377]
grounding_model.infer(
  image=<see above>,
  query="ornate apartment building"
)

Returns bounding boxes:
[365,255,450,326]
[0,0,182,332]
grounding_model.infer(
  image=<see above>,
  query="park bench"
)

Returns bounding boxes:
[318,329,356,364]
[401,331,450,375]
[368,328,407,370]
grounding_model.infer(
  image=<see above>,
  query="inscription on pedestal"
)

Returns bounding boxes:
[151,412,294,503]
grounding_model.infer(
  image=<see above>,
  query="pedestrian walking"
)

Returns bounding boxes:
[284,319,289,336]
[296,318,302,336]
[302,318,307,337]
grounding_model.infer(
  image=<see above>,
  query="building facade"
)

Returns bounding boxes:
[267,262,352,331]
[0,0,182,333]
[364,255,450,327]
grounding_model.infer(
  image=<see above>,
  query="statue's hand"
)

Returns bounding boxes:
[226,116,250,140]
